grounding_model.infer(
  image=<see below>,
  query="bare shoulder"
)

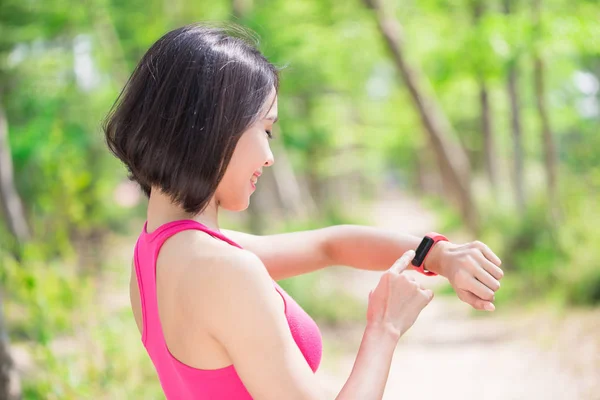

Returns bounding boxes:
[157,229,278,320]
[160,228,269,282]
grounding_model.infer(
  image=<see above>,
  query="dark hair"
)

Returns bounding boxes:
[103,23,280,214]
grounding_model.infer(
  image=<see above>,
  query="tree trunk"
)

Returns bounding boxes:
[533,0,559,221]
[480,81,498,190]
[270,137,317,220]
[504,0,526,214]
[0,293,20,400]
[363,0,478,232]
[0,94,30,244]
[472,1,498,191]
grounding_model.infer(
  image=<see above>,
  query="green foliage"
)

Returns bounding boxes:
[0,243,163,399]
[21,307,164,400]
[0,250,94,344]
[475,176,600,307]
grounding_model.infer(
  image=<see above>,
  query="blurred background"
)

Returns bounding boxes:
[0,0,599,398]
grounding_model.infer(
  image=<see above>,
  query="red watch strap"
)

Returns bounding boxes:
[414,232,448,276]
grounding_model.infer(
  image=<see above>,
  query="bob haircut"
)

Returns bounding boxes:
[103,23,280,214]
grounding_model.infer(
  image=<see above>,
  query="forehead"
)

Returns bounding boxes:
[262,91,278,117]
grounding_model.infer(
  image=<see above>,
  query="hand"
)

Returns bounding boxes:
[426,240,503,311]
[367,250,434,338]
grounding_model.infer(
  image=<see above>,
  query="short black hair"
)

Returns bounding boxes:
[103,23,280,214]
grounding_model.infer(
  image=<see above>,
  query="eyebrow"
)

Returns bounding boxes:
[265,115,278,123]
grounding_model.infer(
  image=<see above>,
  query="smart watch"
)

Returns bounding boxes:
[411,232,448,276]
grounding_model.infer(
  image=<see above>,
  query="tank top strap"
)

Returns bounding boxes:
[142,219,243,249]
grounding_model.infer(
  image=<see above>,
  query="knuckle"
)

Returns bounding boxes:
[459,252,472,263]
[407,281,419,292]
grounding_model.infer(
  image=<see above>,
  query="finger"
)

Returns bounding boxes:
[474,260,501,292]
[467,277,495,301]
[478,255,504,281]
[389,250,416,274]
[420,288,434,304]
[474,241,502,267]
[458,289,495,311]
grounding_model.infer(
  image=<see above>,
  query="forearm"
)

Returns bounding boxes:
[324,225,423,273]
[335,323,399,400]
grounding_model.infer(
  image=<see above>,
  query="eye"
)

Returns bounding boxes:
[265,130,273,139]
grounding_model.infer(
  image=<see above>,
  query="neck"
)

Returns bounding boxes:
[146,188,220,233]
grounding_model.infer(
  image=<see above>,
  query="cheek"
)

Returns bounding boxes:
[213,159,253,211]
[223,153,251,186]
[212,132,262,210]
[218,165,244,196]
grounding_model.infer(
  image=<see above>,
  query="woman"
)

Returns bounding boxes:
[103,23,503,399]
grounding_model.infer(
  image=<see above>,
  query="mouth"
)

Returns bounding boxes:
[250,171,261,190]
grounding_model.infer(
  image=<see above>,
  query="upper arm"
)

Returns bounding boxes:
[187,250,325,400]
[221,228,332,280]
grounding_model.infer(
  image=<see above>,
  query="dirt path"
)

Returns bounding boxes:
[316,190,595,399]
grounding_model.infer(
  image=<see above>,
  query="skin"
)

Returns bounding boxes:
[130,87,504,399]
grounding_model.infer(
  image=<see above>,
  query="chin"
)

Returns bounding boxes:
[220,197,250,212]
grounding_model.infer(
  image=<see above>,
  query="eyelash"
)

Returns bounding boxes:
[266,130,273,139]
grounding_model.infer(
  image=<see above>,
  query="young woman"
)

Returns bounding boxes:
[104,23,503,400]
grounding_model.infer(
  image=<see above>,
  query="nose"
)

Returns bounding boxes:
[264,147,275,167]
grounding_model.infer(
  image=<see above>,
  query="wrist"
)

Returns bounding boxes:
[365,321,401,344]
[423,240,450,276]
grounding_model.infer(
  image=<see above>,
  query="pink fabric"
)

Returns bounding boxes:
[134,219,322,399]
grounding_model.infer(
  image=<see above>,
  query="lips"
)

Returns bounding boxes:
[250,171,261,189]
[251,171,261,184]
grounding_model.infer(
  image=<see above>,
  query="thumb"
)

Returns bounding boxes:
[389,250,416,274]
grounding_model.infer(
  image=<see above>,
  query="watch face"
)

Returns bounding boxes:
[412,236,434,266]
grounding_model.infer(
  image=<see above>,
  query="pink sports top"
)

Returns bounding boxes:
[133,219,323,399]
